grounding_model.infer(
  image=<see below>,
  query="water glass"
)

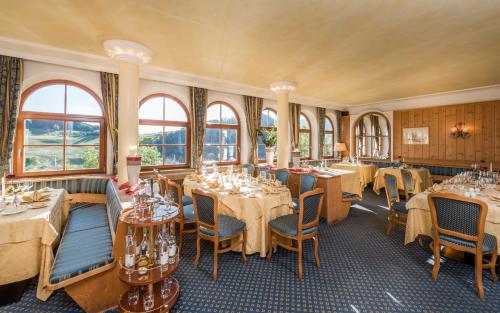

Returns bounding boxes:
[143,290,154,311]
[128,287,139,306]
[161,278,172,299]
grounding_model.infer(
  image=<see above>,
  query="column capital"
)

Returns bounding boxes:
[270,81,297,94]
[103,39,152,64]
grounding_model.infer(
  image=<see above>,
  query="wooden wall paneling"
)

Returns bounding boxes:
[475,103,483,162]
[445,105,457,160]
[421,108,430,159]
[413,110,423,159]
[401,111,409,158]
[464,104,476,161]
[393,111,402,158]
[495,103,500,163]
[408,110,415,158]
[456,104,465,161]
[438,107,447,160]
[429,108,439,159]
[341,116,350,157]
[482,102,495,163]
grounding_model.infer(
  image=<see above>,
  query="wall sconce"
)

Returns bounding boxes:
[450,122,471,139]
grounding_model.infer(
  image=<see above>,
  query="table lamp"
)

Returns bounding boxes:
[334,143,347,159]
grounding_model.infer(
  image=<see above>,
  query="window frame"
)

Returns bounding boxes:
[203,101,240,165]
[323,116,335,159]
[139,93,191,170]
[353,112,391,160]
[258,108,277,163]
[299,113,312,160]
[14,80,106,177]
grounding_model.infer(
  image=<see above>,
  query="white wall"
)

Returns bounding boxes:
[21,61,331,173]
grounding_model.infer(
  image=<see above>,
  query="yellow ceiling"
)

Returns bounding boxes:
[1,0,500,105]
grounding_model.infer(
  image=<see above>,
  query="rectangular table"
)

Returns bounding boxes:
[0,189,69,300]
[183,177,293,257]
[329,163,378,190]
[313,168,363,197]
[405,185,500,255]
[373,167,432,195]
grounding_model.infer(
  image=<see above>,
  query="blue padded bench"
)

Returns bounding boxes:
[47,179,123,290]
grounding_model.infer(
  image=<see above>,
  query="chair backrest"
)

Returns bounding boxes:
[105,180,122,236]
[275,169,289,187]
[167,179,185,218]
[401,169,413,196]
[300,174,316,195]
[242,164,255,177]
[158,174,168,197]
[192,188,219,231]
[428,193,487,245]
[258,166,270,178]
[298,188,324,233]
[383,173,399,206]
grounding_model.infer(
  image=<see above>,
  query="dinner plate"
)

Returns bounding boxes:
[1,206,27,215]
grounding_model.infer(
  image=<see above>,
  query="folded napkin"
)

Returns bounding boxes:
[489,194,500,202]
[227,186,241,194]
[263,186,276,194]
[39,187,52,193]
[427,184,446,193]
[22,191,49,203]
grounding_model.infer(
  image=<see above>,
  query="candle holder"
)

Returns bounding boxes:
[127,156,142,186]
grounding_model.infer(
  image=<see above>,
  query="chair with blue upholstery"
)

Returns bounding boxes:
[401,169,414,200]
[192,188,247,280]
[257,165,271,179]
[428,193,497,299]
[242,164,255,177]
[275,169,289,187]
[159,174,193,207]
[267,188,324,278]
[292,173,317,212]
[383,173,408,236]
[168,179,196,256]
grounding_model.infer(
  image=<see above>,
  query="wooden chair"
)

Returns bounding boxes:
[257,165,271,179]
[267,188,324,278]
[167,179,196,256]
[241,164,255,177]
[428,193,498,299]
[275,169,289,187]
[383,173,408,235]
[401,169,414,199]
[158,174,193,207]
[292,173,317,212]
[192,188,247,280]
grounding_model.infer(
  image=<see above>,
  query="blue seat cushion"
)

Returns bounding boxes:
[269,214,317,237]
[199,215,245,238]
[66,203,108,232]
[183,204,195,222]
[392,201,408,213]
[182,195,193,206]
[439,233,497,253]
[50,226,113,284]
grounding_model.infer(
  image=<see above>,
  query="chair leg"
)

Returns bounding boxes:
[313,236,320,268]
[194,233,201,268]
[242,229,248,264]
[432,242,441,280]
[297,239,303,278]
[475,252,484,300]
[491,245,498,283]
[213,241,219,281]
[267,227,273,261]
[386,213,393,235]
[178,221,185,256]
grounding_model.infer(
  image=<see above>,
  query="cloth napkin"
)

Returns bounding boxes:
[22,190,50,203]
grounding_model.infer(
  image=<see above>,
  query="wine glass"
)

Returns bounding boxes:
[128,287,139,306]
[143,290,154,311]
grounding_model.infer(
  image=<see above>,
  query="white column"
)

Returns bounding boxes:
[270,81,296,169]
[104,40,151,184]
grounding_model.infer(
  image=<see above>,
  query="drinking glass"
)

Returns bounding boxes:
[143,290,154,311]
[128,287,139,306]
[161,278,171,299]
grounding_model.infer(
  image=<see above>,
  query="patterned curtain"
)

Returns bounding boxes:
[289,102,301,150]
[100,72,119,174]
[190,87,208,169]
[334,110,343,158]
[317,107,326,159]
[243,95,263,164]
[0,56,23,175]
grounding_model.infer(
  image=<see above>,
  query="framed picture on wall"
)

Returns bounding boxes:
[403,127,429,144]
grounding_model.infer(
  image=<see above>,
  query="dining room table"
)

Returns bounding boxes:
[405,182,500,254]
[372,167,433,195]
[329,162,378,190]
[0,188,69,301]
[312,167,363,197]
[183,173,293,257]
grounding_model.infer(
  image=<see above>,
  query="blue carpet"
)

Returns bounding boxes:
[1,189,499,312]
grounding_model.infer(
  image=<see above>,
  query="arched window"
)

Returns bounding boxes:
[15,80,105,176]
[203,102,239,164]
[299,113,311,159]
[324,117,334,158]
[139,94,190,168]
[354,112,390,159]
[258,108,277,160]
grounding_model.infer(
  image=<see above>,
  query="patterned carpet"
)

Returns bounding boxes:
[2,189,500,312]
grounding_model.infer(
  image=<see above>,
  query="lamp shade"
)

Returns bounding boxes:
[334,143,347,152]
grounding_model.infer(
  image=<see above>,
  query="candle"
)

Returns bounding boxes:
[129,145,138,157]
[1,174,5,197]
